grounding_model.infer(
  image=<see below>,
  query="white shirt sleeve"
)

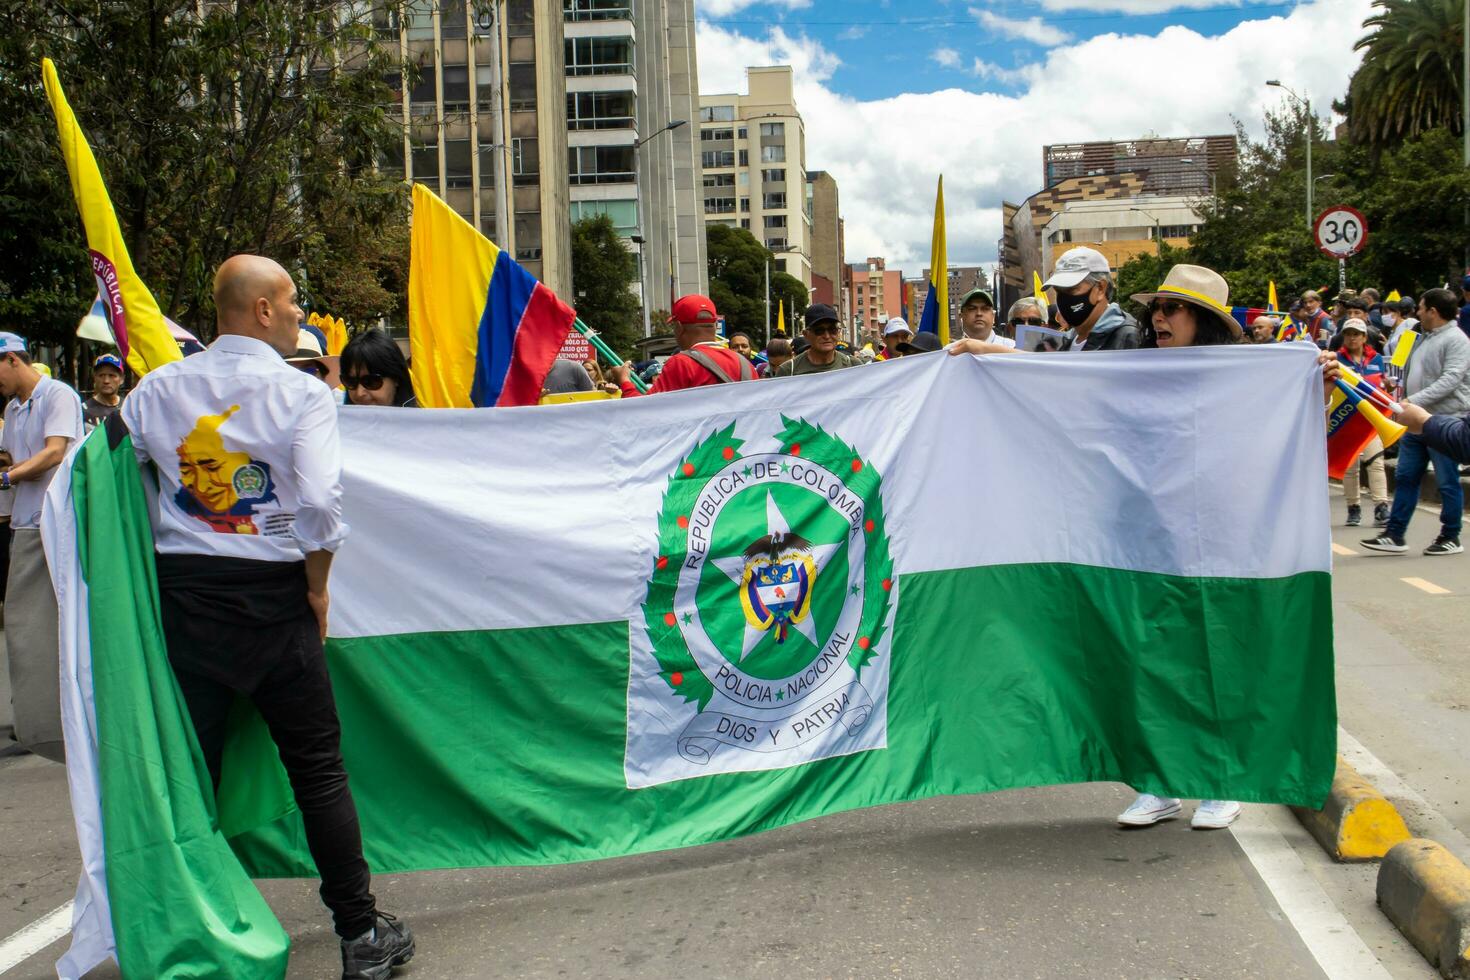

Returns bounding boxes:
[42,387,82,443]
[120,391,153,465]
[289,386,349,554]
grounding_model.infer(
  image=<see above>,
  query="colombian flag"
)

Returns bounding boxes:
[42,59,182,377]
[1326,379,1404,479]
[916,176,949,345]
[409,184,576,408]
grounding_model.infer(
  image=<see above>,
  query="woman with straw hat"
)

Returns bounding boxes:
[1130,264,1242,349]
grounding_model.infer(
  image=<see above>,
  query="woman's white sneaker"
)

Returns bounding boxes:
[1117,793,1182,826]
[1191,800,1241,829]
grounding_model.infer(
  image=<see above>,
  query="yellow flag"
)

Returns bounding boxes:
[923,176,949,345]
[1390,329,1417,368]
[42,59,181,377]
[777,299,785,336]
[1268,281,1279,312]
[409,183,500,408]
[1033,271,1046,301]
[325,316,348,356]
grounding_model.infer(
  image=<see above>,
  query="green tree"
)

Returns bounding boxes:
[1344,0,1464,148]
[1114,243,1189,321]
[570,214,640,357]
[0,0,411,356]
[707,224,809,338]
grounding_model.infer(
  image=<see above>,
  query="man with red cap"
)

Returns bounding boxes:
[611,295,754,396]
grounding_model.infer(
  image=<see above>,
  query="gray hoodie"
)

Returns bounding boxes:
[1404,322,1470,416]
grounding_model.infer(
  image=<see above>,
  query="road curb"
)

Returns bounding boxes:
[1291,755,1411,862]
[1378,839,1470,978]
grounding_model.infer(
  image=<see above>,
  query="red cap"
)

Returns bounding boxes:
[669,294,719,326]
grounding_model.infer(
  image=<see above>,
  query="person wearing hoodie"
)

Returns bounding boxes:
[1042,247,1139,352]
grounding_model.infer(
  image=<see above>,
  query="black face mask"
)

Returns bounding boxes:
[1057,288,1099,328]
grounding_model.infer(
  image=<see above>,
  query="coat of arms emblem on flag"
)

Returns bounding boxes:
[625,417,896,788]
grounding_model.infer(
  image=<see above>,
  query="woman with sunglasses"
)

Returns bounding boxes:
[339,328,419,407]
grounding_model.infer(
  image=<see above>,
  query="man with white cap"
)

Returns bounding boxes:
[1043,247,1139,352]
[878,318,913,361]
[0,331,84,761]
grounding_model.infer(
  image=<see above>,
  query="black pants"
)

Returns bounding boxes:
[156,554,376,940]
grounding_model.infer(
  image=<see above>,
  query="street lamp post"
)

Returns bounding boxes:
[1266,80,1313,230]
[1129,207,1163,256]
[632,119,687,338]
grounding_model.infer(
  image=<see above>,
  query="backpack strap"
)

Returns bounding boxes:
[681,348,752,384]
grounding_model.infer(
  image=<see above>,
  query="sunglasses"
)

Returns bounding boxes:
[1149,300,1190,318]
[342,373,386,391]
[295,362,327,379]
[807,324,840,336]
[1010,317,1047,327]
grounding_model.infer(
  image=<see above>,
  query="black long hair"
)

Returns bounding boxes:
[1140,303,1239,348]
[340,328,417,406]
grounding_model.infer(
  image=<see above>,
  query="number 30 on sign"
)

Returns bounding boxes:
[1314,205,1368,259]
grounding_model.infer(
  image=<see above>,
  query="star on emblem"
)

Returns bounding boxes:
[711,491,841,661]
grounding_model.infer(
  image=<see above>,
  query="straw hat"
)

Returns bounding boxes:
[285,328,341,388]
[1130,264,1241,340]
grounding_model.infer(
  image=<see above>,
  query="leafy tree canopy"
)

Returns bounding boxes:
[570,214,640,358]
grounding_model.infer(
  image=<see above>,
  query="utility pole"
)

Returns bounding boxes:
[485,0,510,248]
[764,259,771,345]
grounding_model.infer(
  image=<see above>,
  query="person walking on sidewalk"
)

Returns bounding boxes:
[1362,288,1470,556]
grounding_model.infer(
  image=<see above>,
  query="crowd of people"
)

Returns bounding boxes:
[9,245,1470,978]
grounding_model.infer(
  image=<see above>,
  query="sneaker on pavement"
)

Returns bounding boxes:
[1360,534,1407,554]
[341,912,415,980]
[1346,505,1361,527]
[1117,793,1182,827]
[1374,503,1390,527]
[1424,535,1463,556]
[1191,800,1241,830]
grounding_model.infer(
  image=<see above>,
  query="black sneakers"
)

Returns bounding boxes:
[341,912,415,980]
[1374,503,1390,527]
[1360,534,1407,554]
[1424,535,1464,556]
[1346,505,1362,527]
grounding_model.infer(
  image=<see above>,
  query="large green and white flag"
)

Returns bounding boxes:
[46,346,1336,977]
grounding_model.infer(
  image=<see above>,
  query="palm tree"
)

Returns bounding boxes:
[1346,0,1464,147]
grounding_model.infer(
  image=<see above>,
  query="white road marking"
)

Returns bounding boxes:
[1332,543,1358,556]
[1229,806,1394,979]
[0,901,72,974]
[1401,576,1451,595]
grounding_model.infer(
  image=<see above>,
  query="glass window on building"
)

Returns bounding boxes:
[512,137,539,176]
[404,0,435,40]
[701,128,734,142]
[761,168,785,184]
[444,139,473,187]
[570,199,638,233]
[438,0,467,38]
[441,65,469,109]
[564,0,633,20]
[764,214,787,229]
[410,144,438,181]
[565,36,634,75]
[700,150,735,168]
[409,60,436,103]
[506,0,535,37]
[760,145,785,163]
[699,105,735,122]
[567,91,635,130]
[508,63,537,110]
[515,212,543,262]
[763,192,785,210]
[569,144,635,183]
[702,173,735,187]
[759,122,784,137]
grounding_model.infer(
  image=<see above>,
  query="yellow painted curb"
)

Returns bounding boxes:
[1378,839,1470,978]
[1290,755,1411,862]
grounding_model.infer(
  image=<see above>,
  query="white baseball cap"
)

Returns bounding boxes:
[1043,247,1111,290]
[0,332,28,355]
[883,317,913,337]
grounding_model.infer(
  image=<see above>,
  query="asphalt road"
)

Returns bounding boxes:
[1,486,1466,979]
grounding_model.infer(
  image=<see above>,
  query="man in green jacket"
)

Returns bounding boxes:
[773,304,861,377]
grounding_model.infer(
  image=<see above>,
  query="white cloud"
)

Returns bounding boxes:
[971,59,1033,85]
[934,47,962,69]
[1040,0,1245,12]
[696,0,1371,269]
[971,9,1073,46]
[837,24,869,41]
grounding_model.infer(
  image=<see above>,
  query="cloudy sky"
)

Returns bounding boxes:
[693,0,1374,272]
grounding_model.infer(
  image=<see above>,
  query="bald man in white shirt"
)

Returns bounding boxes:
[122,255,415,979]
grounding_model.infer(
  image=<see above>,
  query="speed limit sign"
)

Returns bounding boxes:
[1314,205,1368,259]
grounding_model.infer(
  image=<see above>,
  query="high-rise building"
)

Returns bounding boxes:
[700,67,813,288]
[805,170,845,325]
[848,257,902,342]
[378,0,573,296]
[1042,134,1236,195]
[563,0,707,319]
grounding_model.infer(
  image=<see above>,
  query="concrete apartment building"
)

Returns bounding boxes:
[805,170,845,323]
[700,67,814,288]
[907,266,990,331]
[846,258,903,342]
[378,0,573,296]
[564,0,707,313]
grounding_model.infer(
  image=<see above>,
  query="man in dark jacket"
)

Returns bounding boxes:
[1042,247,1139,352]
